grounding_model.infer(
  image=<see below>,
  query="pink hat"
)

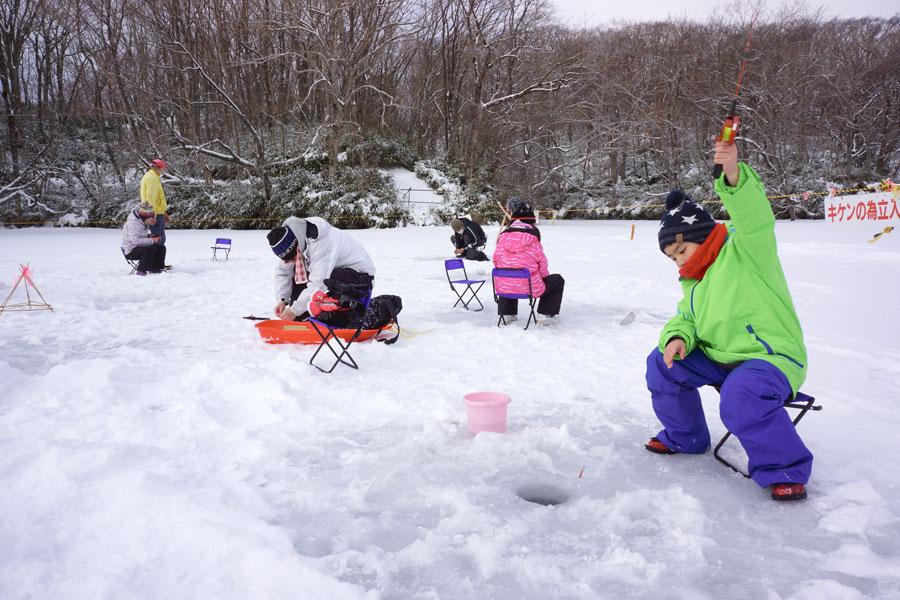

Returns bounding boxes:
[151,159,167,171]
[137,200,156,218]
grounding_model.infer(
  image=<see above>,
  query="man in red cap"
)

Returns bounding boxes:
[141,159,169,245]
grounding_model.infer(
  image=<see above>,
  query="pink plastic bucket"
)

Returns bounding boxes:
[463,392,512,434]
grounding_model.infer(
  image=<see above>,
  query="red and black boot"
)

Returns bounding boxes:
[770,483,807,501]
[644,437,677,455]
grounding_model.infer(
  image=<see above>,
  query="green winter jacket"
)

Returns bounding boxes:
[658,163,807,395]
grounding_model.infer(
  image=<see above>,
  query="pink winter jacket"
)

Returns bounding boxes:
[493,221,549,297]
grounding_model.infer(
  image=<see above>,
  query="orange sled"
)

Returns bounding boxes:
[255,319,380,345]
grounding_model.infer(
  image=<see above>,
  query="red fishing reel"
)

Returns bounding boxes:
[713,112,740,179]
[715,114,740,145]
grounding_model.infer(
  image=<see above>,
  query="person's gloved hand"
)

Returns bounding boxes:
[308,290,341,317]
[164,213,170,224]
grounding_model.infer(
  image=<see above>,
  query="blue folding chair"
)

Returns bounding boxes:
[713,390,822,477]
[445,259,485,311]
[308,281,373,373]
[211,238,232,260]
[492,267,537,330]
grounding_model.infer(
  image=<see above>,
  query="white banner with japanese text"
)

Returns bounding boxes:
[824,186,900,224]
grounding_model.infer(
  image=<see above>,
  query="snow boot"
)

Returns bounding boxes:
[770,483,807,501]
[644,436,677,455]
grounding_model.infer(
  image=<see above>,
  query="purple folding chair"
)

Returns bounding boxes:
[308,282,372,373]
[492,267,537,330]
[211,238,232,260]
[445,259,485,311]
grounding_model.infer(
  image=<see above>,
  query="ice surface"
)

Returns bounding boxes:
[1,219,898,599]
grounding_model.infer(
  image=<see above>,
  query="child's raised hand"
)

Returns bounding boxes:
[714,141,740,187]
[663,338,687,369]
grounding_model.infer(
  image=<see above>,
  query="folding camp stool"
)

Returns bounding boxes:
[122,248,138,274]
[492,267,538,330]
[445,259,485,311]
[211,238,232,260]
[308,287,372,373]
[713,389,822,477]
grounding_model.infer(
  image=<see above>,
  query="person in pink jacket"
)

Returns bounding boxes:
[492,198,565,325]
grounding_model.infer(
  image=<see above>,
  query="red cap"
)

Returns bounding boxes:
[151,159,167,171]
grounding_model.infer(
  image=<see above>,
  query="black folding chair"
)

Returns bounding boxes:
[492,267,537,330]
[713,390,822,477]
[211,238,232,260]
[308,281,372,373]
[121,248,138,275]
[445,259,485,311]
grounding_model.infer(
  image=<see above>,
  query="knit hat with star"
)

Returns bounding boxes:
[658,190,716,253]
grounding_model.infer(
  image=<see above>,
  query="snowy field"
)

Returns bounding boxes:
[1,219,899,599]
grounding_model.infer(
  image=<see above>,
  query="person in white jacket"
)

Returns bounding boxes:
[121,201,166,275]
[267,216,376,321]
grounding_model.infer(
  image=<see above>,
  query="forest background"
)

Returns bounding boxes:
[1,0,898,229]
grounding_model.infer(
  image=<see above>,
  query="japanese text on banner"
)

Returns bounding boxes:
[824,188,900,224]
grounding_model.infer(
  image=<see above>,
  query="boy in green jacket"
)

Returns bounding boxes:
[644,140,812,501]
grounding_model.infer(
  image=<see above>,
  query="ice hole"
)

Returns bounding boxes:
[515,484,569,506]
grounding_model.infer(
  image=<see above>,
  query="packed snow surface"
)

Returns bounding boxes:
[1,220,899,599]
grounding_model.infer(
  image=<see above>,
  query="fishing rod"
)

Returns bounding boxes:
[713,15,758,181]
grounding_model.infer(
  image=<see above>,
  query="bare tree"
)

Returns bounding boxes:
[0,0,47,180]
[278,0,416,178]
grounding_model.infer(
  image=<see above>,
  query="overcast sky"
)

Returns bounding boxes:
[550,0,899,27]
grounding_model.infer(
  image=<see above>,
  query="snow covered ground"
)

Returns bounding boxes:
[1,219,899,599]
[386,167,452,225]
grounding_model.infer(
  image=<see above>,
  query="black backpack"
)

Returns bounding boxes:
[362,295,403,344]
[468,220,487,247]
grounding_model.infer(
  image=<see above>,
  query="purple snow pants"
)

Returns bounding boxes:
[645,348,813,488]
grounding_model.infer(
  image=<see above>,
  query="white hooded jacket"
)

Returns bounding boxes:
[121,211,154,253]
[274,217,376,314]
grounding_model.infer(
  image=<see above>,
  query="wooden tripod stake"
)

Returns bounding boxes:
[0,264,54,315]
[495,200,513,241]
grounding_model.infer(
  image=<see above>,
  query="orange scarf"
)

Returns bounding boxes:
[679,223,728,280]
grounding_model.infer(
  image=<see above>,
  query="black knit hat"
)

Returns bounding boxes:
[268,226,298,260]
[658,190,716,252]
[507,197,535,222]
